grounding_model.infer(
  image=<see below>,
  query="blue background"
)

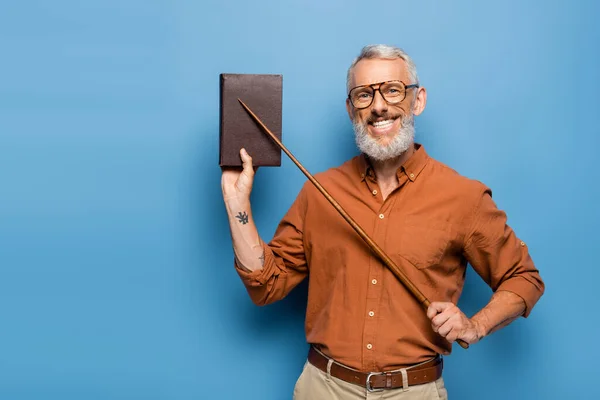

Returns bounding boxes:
[1,0,598,399]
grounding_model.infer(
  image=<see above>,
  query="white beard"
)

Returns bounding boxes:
[353,115,415,162]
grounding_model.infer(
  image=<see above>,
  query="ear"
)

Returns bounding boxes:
[346,98,355,121]
[412,86,427,116]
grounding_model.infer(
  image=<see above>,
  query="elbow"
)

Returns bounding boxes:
[245,286,280,307]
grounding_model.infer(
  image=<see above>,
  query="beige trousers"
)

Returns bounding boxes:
[293,361,448,400]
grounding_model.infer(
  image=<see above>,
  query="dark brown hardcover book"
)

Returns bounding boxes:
[219,73,283,167]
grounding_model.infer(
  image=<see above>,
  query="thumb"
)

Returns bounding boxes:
[240,148,254,175]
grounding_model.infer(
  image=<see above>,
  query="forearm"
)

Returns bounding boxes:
[470,290,526,339]
[224,197,265,273]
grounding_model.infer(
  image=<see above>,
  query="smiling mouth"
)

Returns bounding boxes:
[371,119,395,128]
[368,117,399,136]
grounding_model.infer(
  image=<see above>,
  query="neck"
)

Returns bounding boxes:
[370,144,415,184]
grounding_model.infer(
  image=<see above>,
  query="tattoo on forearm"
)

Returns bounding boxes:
[258,252,265,266]
[235,211,249,225]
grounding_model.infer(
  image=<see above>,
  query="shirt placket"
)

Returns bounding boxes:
[361,177,390,371]
[361,171,411,371]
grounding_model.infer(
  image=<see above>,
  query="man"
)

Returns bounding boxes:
[221,44,544,399]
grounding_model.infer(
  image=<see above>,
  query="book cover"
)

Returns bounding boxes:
[219,73,283,167]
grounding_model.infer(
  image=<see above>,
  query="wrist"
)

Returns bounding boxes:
[470,317,488,341]
[224,195,250,210]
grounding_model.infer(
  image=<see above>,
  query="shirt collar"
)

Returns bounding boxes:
[356,143,429,182]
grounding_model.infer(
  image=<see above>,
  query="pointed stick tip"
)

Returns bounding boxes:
[238,98,253,115]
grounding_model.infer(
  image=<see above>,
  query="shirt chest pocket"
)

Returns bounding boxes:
[394,223,452,270]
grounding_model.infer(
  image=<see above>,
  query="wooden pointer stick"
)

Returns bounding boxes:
[238,99,469,350]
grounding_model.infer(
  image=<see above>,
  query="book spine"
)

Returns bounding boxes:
[219,74,225,166]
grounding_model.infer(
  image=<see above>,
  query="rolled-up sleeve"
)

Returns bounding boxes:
[464,187,545,317]
[235,184,309,306]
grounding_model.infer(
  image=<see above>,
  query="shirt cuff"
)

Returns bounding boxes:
[234,243,279,287]
[496,276,544,317]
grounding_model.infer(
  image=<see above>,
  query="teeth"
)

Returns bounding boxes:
[372,120,393,128]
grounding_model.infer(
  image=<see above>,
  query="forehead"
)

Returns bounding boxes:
[350,58,410,88]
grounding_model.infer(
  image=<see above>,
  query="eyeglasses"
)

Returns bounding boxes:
[348,80,419,109]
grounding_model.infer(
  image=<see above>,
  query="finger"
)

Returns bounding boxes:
[431,304,463,333]
[445,320,467,343]
[437,319,458,338]
[431,303,460,324]
[431,310,453,332]
[427,302,451,319]
[445,330,459,343]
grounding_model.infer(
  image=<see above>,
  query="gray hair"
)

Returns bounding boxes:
[346,44,419,92]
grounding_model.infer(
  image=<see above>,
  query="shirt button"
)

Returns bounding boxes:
[368,311,375,317]
[378,214,384,219]
[366,343,373,350]
[371,279,377,285]
[372,190,378,195]
[409,173,415,179]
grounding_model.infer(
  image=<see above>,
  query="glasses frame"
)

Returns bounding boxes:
[347,80,419,110]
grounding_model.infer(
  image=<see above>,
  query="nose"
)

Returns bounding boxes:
[370,88,388,115]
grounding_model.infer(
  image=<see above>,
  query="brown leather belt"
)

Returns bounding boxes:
[307,346,443,392]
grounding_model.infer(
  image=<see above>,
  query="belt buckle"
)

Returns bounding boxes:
[366,372,384,393]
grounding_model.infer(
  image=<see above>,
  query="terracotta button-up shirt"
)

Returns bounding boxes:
[236,144,544,371]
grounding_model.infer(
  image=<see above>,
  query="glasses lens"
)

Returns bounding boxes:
[380,81,405,103]
[350,87,373,108]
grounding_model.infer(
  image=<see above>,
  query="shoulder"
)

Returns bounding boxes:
[297,156,362,199]
[423,155,491,206]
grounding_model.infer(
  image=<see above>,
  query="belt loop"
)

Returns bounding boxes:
[400,368,409,391]
[326,359,334,382]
